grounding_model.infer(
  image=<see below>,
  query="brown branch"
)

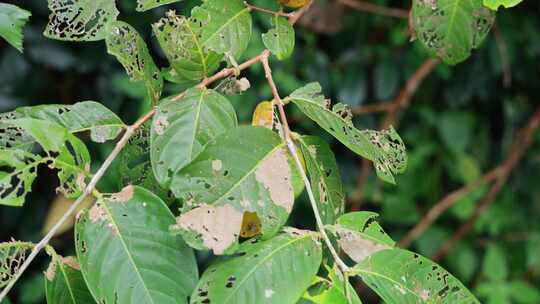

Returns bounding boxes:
[431,105,540,261]
[337,0,409,19]
[351,102,394,116]
[348,58,440,211]
[244,2,292,18]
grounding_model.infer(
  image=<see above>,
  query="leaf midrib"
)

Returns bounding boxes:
[201,7,249,49]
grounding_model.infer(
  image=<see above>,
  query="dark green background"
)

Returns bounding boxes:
[1,0,539,303]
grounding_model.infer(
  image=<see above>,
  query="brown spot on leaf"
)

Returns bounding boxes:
[255,148,294,213]
[88,204,107,223]
[212,159,222,171]
[336,227,391,263]
[61,256,80,270]
[45,259,57,281]
[109,185,134,203]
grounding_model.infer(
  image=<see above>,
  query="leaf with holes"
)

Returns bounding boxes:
[16,101,125,143]
[288,83,407,184]
[328,212,394,264]
[411,0,495,65]
[298,135,344,225]
[191,0,252,60]
[0,3,31,52]
[0,111,34,151]
[44,0,119,41]
[137,0,183,12]
[262,15,295,60]
[0,241,33,288]
[170,126,295,255]
[114,123,174,205]
[190,228,322,304]
[75,186,198,304]
[1,119,90,204]
[483,0,523,10]
[153,11,222,81]
[106,21,163,103]
[303,265,362,304]
[352,248,480,303]
[150,88,237,187]
[44,248,93,304]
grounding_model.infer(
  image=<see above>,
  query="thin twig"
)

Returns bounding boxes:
[261,52,350,273]
[351,102,394,116]
[244,1,292,18]
[0,3,316,301]
[337,0,409,19]
[431,105,540,261]
[348,58,439,210]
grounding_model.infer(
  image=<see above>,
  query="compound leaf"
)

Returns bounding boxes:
[137,0,183,12]
[411,0,495,65]
[75,186,198,304]
[16,101,125,143]
[0,241,34,289]
[0,3,31,52]
[45,249,93,304]
[298,135,344,225]
[170,126,294,255]
[153,11,222,81]
[44,0,119,41]
[190,229,322,304]
[483,0,523,10]
[106,21,163,103]
[150,88,237,187]
[352,249,480,303]
[191,0,252,60]
[289,83,407,184]
[262,15,294,60]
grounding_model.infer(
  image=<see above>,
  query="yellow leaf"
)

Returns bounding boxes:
[251,101,274,129]
[240,211,262,238]
[41,195,94,236]
[279,0,311,8]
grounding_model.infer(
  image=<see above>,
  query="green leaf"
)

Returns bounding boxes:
[0,3,31,52]
[303,265,362,304]
[191,0,252,60]
[106,21,163,103]
[412,0,495,65]
[262,15,295,60]
[45,249,94,304]
[482,243,508,282]
[328,212,394,264]
[44,0,119,41]
[75,186,198,304]
[170,126,294,255]
[483,0,523,10]
[289,83,407,184]
[150,88,237,186]
[1,119,90,204]
[16,101,125,143]
[0,111,34,151]
[352,248,480,303]
[508,281,540,304]
[297,135,344,225]
[153,11,222,81]
[190,229,322,304]
[137,0,183,12]
[115,124,174,205]
[0,241,34,288]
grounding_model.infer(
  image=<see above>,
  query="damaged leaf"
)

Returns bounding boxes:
[484,0,523,10]
[328,212,394,264]
[0,240,34,288]
[289,83,407,184]
[16,101,125,143]
[412,0,495,65]
[171,126,294,254]
[191,0,252,60]
[352,248,480,303]
[262,15,295,60]
[251,101,274,129]
[0,150,43,207]
[44,0,119,41]
[150,88,237,186]
[75,186,198,304]
[190,230,322,304]
[153,10,222,81]
[137,0,183,12]
[0,3,31,52]
[0,111,34,151]
[298,135,344,225]
[44,248,93,304]
[302,265,362,304]
[106,21,163,103]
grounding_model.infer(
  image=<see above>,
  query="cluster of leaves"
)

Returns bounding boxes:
[0,0,537,303]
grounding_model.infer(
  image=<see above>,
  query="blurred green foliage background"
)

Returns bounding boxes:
[1,0,539,303]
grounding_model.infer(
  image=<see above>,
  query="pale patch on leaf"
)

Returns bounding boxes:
[172,204,243,255]
[251,101,274,129]
[335,227,391,263]
[255,148,294,213]
[212,159,223,171]
[88,203,107,223]
[109,185,134,203]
